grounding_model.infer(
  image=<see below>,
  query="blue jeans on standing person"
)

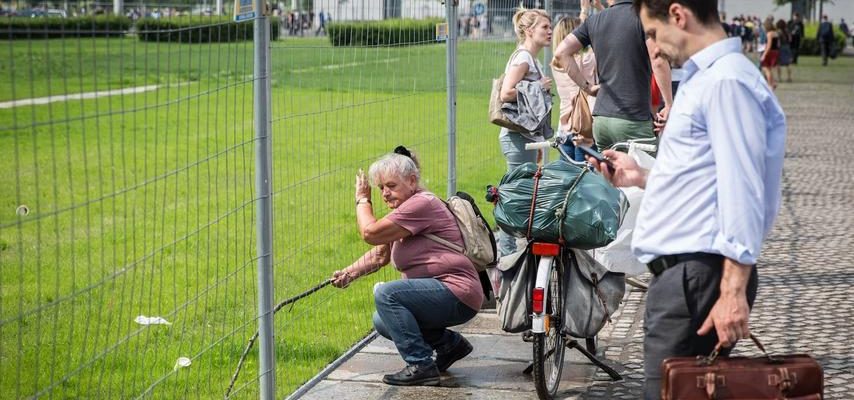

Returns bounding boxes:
[497,128,540,257]
[373,278,478,367]
[559,140,587,162]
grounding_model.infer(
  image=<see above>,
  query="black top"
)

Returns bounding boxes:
[572,0,652,121]
[770,36,780,50]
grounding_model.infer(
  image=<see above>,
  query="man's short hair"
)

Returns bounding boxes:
[632,0,720,25]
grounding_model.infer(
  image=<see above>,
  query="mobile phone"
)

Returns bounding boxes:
[577,145,614,172]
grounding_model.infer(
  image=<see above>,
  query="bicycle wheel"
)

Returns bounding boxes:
[532,259,565,399]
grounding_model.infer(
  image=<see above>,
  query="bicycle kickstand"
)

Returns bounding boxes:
[566,339,623,381]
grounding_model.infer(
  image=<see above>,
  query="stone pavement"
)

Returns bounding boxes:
[299,77,854,399]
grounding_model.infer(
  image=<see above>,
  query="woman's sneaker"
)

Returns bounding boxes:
[435,336,473,372]
[382,363,440,386]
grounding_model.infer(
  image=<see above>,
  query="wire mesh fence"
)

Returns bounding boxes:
[1,0,582,398]
[1,7,265,399]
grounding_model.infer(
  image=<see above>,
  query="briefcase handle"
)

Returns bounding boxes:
[701,334,781,366]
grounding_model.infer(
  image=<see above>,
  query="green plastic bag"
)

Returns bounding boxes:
[493,160,627,249]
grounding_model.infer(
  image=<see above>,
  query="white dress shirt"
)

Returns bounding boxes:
[633,38,787,265]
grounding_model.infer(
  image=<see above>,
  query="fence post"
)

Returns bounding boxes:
[254,6,276,400]
[446,0,458,198]
[113,0,123,15]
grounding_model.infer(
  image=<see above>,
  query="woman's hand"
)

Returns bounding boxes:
[540,76,553,93]
[355,168,371,202]
[654,105,670,135]
[331,269,354,288]
[572,134,594,148]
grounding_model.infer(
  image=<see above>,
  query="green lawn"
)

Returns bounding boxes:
[0,36,513,399]
[2,33,851,399]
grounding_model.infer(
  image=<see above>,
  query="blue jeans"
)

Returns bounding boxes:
[559,140,587,162]
[498,129,539,257]
[373,278,478,366]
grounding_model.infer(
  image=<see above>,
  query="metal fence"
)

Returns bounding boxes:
[0,0,581,398]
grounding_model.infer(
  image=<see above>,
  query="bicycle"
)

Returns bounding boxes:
[514,136,634,399]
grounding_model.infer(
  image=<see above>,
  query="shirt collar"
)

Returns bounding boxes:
[681,37,742,83]
[611,0,633,5]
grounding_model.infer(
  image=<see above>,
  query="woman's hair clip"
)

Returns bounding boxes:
[393,145,412,159]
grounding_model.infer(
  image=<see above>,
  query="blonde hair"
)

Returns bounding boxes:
[552,16,581,50]
[512,7,550,44]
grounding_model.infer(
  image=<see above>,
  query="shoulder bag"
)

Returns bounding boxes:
[489,49,541,132]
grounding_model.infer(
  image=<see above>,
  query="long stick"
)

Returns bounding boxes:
[225,279,333,398]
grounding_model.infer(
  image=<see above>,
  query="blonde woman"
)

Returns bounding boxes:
[550,2,600,161]
[496,7,552,257]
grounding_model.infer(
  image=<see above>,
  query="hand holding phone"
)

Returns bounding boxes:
[577,145,614,173]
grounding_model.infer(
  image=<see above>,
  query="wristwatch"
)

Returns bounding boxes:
[355,197,372,206]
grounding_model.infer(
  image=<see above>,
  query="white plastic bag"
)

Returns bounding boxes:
[588,144,656,276]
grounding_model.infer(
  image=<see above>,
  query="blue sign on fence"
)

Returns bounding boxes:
[473,2,486,16]
[233,0,255,21]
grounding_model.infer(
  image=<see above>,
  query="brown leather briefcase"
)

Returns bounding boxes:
[661,335,823,400]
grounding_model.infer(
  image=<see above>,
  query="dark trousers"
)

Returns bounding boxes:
[820,40,832,65]
[791,35,801,64]
[642,256,759,400]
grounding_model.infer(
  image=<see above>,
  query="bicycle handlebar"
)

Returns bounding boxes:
[524,141,553,151]
[631,143,657,152]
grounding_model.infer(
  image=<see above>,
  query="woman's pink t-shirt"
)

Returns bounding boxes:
[385,191,483,311]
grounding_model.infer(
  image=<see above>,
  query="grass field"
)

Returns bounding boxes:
[0,34,517,399]
[2,32,853,399]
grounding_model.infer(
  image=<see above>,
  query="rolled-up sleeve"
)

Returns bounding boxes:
[706,79,767,264]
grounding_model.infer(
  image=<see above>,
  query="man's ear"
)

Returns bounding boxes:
[669,3,688,29]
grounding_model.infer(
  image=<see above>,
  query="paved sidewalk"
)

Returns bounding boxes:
[300,75,854,399]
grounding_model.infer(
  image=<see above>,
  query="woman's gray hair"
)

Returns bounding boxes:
[368,153,420,186]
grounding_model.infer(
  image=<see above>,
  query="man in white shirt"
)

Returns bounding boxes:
[588,1,787,398]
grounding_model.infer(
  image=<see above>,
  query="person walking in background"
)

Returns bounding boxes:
[316,10,327,36]
[817,15,835,66]
[775,19,793,83]
[759,19,779,89]
[496,7,553,257]
[332,147,481,386]
[553,0,672,152]
[788,12,804,64]
[589,1,786,398]
[550,0,601,162]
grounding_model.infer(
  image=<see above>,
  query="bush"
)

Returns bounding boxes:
[137,16,280,43]
[799,22,847,55]
[327,18,442,47]
[0,16,132,39]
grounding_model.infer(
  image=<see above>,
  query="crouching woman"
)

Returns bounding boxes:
[330,147,482,386]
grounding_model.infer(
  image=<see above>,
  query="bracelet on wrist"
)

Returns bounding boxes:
[355,197,372,206]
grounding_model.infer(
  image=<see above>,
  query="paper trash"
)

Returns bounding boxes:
[134,315,172,326]
[173,357,192,371]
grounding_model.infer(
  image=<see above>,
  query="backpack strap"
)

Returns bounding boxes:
[422,194,466,255]
[507,48,543,80]
[424,232,464,254]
